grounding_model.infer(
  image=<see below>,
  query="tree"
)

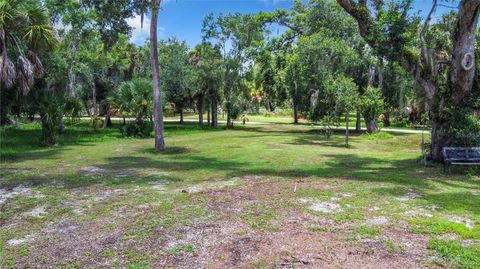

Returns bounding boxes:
[159,38,194,124]
[329,75,359,146]
[284,52,309,124]
[0,0,56,124]
[254,50,286,112]
[359,86,384,133]
[336,0,480,161]
[190,42,223,127]
[148,0,165,149]
[202,12,265,128]
[85,0,166,150]
[254,0,367,125]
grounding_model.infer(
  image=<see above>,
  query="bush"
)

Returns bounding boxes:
[359,86,384,122]
[450,114,480,147]
[363,131,393,140]
[120,121,152,138]
[40,101,64,146]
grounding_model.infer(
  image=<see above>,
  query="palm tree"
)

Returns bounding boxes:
[0,0,56,95]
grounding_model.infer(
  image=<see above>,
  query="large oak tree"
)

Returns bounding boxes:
[337,0,480,161]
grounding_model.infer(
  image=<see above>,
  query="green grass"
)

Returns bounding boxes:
[428,239,480,269]
[352,225,381,239]
[0,121,478,268]
[165,112,430,130]
[167,245,196,256]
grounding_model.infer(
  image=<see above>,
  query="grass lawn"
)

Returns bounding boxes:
[0,122,478,268]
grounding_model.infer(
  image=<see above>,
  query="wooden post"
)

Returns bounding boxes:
[345,112,349,147]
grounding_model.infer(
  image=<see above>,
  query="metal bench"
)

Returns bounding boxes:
[442,147,480,174]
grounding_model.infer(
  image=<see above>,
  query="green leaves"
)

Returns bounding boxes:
[359,86,384,122]
[110,78,153,121]
[159,38,194,110]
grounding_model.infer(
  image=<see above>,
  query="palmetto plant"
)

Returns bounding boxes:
[0,0,56,94]
[109,78,153,124]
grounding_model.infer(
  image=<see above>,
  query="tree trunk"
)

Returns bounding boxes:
[103,104,112,128]
[345,112,349,147]
[293,103,299,124]
[0,99,10,126]
[84,100,92,117]
[430,114,451,162]
[383,111,390,127]
[150,3,165,150]
[92,87,97,116]
[59,117,65,133]
[355,111,361,131]
[179,108,184,124]
[211,99,218,128]
[449,0,480,104]
[226,111,232,129]
[364,116,378,133]
[207,100,211,126]
[197,95,204,127]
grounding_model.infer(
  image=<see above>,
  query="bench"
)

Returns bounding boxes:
[442,147,480,174]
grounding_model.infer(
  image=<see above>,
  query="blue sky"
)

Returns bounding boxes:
[127,0,457,47]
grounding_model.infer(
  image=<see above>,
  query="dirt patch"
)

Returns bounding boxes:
[298,197,343,214]
[148,179,171,191]
[445,215,475,230]
[403,205,440,218]
[23,206,47,218]
[78,166,108,175]
[366,216,390,226]
[0,185,44,206]
[396,188,421,201]
[308,202,343,213]
[179,179,238,194]
[4,179,437,268]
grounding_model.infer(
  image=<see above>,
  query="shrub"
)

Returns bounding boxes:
[40,101,64,146]
[450,114,480,147]
[120,121,152,138]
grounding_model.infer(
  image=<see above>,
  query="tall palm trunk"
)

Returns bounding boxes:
[150,3,165,150]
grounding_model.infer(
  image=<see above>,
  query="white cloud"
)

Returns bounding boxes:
[127,15,165,45]
[261,0,285,5]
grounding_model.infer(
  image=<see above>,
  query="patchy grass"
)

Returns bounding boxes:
[241,204,280,232]
[352,225,381,239]
[1,122,479,268]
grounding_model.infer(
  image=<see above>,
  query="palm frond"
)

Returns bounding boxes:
[23,24,57,51]
[26,50,43,77]
[0,55,16,88]
[17,55,34,95]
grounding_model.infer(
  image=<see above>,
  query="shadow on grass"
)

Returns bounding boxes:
[0,121,218,163]
[3,121,479,216]
[0,124,118,163]
[92,151,480,215]
[140,146,193,155]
